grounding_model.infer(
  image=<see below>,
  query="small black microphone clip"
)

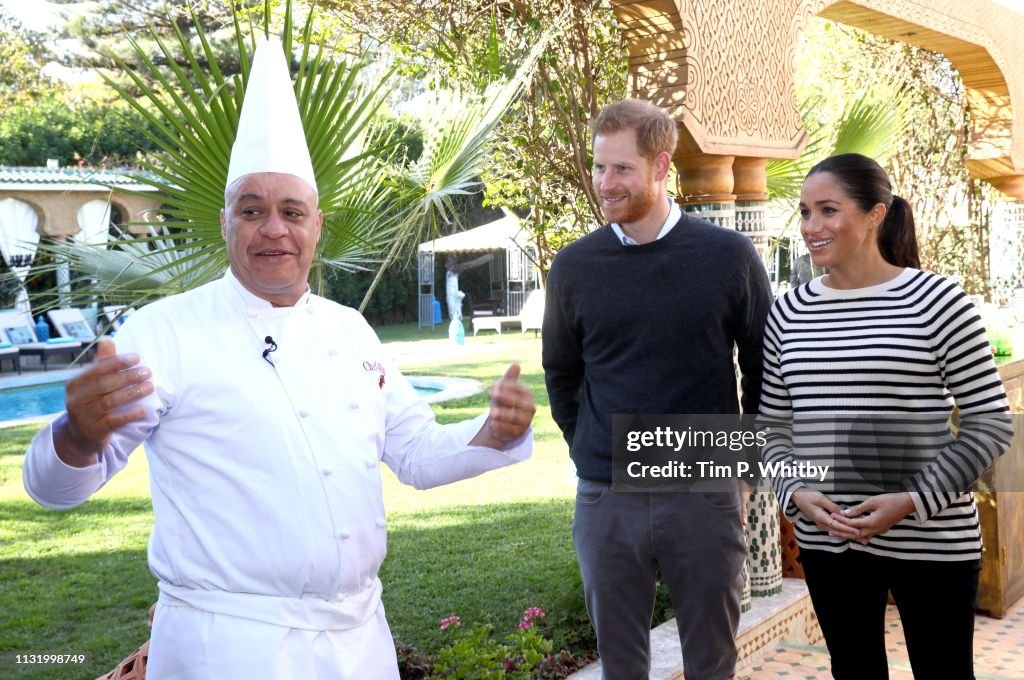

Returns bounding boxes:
[262,335,278,366]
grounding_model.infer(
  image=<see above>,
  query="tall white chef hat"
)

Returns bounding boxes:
[225,35,317,197]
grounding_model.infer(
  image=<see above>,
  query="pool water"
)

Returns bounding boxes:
[414,385,442,398]
[0,382,66,421]
[0,382,444,422]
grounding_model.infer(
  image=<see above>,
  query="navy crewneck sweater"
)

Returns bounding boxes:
[542,214,773,482]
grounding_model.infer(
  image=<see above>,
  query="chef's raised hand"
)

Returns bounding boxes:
[470,363,536,449]
[54,338,153,467]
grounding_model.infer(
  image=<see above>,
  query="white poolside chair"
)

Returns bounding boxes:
[47,308,99,342]
[519,289,545,336]
[0,327,21,374]
[102,305,136,333]
[0,310,83,371]
[471,290,545,336]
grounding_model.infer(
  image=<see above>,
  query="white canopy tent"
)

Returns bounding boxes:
[69,199,117,324]
[417,210,540,328]
[0,198,41,312]
[77,200,114,246]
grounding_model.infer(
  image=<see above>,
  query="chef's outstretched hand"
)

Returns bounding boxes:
[55,338,153,467]
[470,363,536,449]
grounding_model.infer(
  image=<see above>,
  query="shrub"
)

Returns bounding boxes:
[397,642,435,679]
[323,264,419,325]
[418,608,594,680]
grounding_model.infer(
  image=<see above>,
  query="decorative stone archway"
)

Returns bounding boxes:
[0,167,162,311]
[611,0,1024,285]
[0,167,161,241]
[611,0,1024,196]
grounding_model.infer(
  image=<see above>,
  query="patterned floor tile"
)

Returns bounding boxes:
[736,598,1024,679]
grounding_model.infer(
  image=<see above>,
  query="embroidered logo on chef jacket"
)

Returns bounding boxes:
[362,360,386,389]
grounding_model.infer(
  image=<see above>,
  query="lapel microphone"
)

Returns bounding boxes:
[262,336,278,366]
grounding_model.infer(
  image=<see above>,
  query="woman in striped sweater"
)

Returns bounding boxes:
[759,153,1013,679]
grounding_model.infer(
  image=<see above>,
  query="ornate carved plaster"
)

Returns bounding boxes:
[611,0,1024,180]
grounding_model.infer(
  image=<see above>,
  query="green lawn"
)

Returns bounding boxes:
[0,324,587,678]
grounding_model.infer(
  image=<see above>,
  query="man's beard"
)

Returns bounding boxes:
[604,182,658,225]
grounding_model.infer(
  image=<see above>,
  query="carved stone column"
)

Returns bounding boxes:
[990,205,1024,305]
[988,176,1024,304]
[733,157,771,268]
[741,556,752,613]
[674,153,735,229]
[673,153,782,609]
[736,157,783,600]
[747,480,783,598]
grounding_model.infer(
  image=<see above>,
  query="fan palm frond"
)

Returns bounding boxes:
[766,83,912,247]
[831,86,911,161]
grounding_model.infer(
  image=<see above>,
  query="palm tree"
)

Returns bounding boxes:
[766,85,912,206]
[24,0,549,319]
[763,83,912,281]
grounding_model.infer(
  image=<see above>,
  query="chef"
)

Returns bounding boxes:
[22,34,536,679]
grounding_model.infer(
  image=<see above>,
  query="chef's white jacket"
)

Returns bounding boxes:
[23,271,532,677]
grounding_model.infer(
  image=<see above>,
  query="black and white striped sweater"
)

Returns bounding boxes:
[759,268,1012,561]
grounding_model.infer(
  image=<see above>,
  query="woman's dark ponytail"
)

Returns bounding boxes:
[878,195,919,268]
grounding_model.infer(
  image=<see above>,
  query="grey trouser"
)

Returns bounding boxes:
[572,478,745,680]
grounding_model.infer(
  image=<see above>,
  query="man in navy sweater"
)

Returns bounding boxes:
[542,99,772,679]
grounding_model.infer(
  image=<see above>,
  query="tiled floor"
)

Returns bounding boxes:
[737,599,1024,679]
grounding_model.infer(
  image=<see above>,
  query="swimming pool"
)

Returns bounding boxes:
[410,376,482,403]
[0,376,481,422]
[0,382,66,421]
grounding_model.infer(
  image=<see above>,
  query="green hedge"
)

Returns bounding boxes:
[323,264,421,325]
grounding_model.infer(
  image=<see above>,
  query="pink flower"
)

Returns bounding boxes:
[518,607,546,630]
[439,615,462,631]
